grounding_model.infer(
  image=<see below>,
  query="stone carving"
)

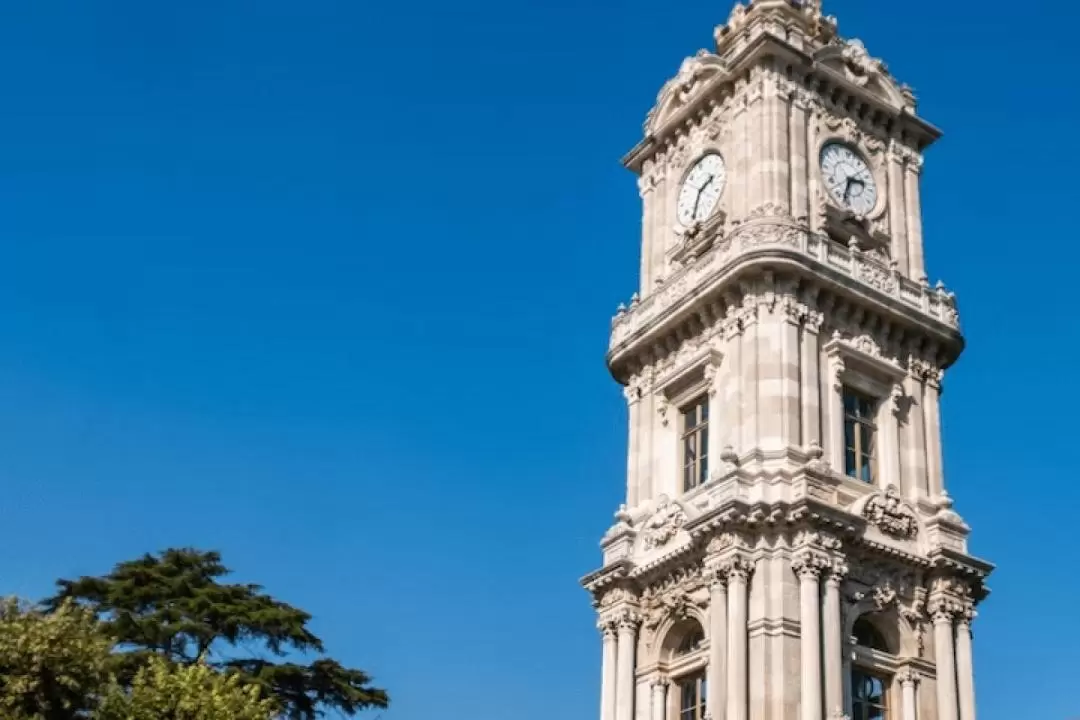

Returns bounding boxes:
[643,497,687,550]
[609,223,960,351]
[646,51,730,134]
[862,484,918,539]
[641,565,706,633]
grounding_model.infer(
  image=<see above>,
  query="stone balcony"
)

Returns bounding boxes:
[609,219,960,356]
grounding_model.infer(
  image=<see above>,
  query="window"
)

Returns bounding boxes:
[678,672,707,720]
[676,627,705,656]
[850,667,889,720]
[853,617,890,653]
[843,388,877,483]
[681,396,709,492]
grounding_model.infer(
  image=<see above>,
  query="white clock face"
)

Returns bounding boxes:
[676,153,727,226]
[820,142,878,216]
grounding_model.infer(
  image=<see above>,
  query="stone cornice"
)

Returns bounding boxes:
[606,220,961,382]
[624,18,939,174]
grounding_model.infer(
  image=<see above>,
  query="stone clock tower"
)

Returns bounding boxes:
[581,3,993,720]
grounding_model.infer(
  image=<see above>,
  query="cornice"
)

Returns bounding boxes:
[624,26,939,175]
[606,221,962,382]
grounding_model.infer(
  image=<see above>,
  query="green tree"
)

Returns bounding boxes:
[0,597,112,720]
[46,548,388,720]
[95,656,277,720]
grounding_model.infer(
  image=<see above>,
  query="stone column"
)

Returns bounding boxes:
[932,610,958,720]
[707,570,728,720]
[955,613,976,720]
[823,565,846,718]
[616,615,639,720]
[651,679,668,720]
[794,555,824,720]
[706,364,724,483]
[899,669,919,720]
[826,356,845,473]
[726,559,752,720]
[903,155,925,281]
[923,376,945,498]
[886,144,909,275]
[600,622,618,720]
[799,310,822,449]
[625,385,643,506]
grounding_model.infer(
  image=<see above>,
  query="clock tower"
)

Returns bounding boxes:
[582,3,992,720]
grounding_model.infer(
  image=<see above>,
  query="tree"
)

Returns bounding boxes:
[45,548,388,720]
[95,656,278,720]
[0,598,112,720]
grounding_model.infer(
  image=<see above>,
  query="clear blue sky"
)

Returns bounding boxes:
[0,1,1073,718]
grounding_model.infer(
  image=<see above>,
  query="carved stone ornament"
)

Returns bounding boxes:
[862,484,918,539]
[641,565,706,634]
[645,51,729,134]
[643,496,687,550]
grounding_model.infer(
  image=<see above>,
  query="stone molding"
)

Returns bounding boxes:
[608,221,959,377]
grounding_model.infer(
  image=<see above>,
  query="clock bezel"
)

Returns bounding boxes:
[675,151,728,229]
[817,140,885,219]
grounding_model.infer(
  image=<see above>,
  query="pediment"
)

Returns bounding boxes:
[813,40,913,112]
[645,51,730,135]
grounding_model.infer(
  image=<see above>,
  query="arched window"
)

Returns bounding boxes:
[853,617,890,653]
[676,626,705,656]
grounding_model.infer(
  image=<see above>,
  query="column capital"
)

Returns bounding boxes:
[614,609,642,632]
[720,554,755,583]
[598,619,619,638]
[792,549,831,580]
[897,667,921,687]
[650,677,670,690]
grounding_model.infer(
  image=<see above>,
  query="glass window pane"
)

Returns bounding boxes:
[701,400,709,422]
[845,449,857,478]
[700,428,709,458]
[843,390,856,414]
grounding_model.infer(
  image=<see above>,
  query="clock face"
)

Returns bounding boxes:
[676,153,727,226]
[820,142,878,216]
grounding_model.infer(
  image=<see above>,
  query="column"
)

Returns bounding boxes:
[706,365,724,482]
[886,147,908,275]
[616,616,639,720]
[625,386,642,506]
[651,680,668,720]
[795,560,823,720]
[881,390,902,490]
[708,573,728,720]
[955,615,976,720]
[601,623,618,720]
[823,569,844,718]
[903,158,925,281]
[826,358,844,473]
[790,95,809,221]
[933,611,958,720]
[799,315,822,449]
[905,374,928,498]
[726,560,751,720]
[899,669,919,720]
[924,380,945,497]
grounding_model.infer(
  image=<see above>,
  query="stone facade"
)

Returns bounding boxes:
[581,3,992,720]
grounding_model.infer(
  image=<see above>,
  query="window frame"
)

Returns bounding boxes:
[843,385,878,483]
[849,664,891,720]
[674,669,708,720]
[679,394,710,493]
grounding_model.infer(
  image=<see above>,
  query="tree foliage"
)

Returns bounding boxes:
[0,598,112,720]
[46,548,388,719]
[96,656,278,720]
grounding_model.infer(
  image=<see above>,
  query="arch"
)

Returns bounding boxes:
[660,617,707,663]
[853,616,891,653]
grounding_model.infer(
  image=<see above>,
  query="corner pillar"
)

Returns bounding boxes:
[616,614,640,720]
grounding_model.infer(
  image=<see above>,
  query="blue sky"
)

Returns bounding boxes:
[0,0,1074,718]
